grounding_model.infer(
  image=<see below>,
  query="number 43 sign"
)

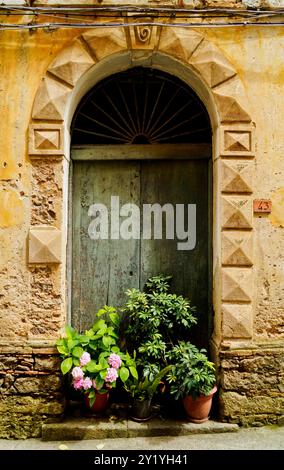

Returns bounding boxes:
[253,199,272,214]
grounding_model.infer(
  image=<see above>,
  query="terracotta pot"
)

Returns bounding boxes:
[84,392,109,415]
[182,386,217,423]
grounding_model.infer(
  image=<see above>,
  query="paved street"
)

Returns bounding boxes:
[0,425,283,450]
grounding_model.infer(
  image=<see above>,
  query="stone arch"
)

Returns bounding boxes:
[28,25,255,349]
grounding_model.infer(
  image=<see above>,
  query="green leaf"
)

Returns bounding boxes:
[100,370,107,380]
[88,390,95,399]
[111,346,120,353]
[86,361,102,373]
[72,346,84,358]
[61,357,73,375]
[129,366,138,380]
[67,339,78,351]
[109,313,120,326]
[102,336,112,348]
[56,345,68,355]
[93,319,106,332]
[99,357,108,368]
[96,376,105,389]
[119,367,129,383]
[65,325,75,339]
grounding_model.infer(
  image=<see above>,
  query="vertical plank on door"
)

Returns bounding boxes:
[140,159,210,348]
[72,161,140,331]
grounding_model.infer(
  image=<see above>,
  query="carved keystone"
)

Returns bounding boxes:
[129,23,160,50]
[222,304,253,339]
[29,225,62,264]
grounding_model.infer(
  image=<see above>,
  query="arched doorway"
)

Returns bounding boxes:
[70,67,212,348]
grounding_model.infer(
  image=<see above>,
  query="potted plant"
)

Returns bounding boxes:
[123,275,197,385]
[122,274,216,422]
[167,341,216,423]
[56,306,138,414]
[124,366,172,421]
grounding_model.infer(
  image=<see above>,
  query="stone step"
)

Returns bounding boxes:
[42,418,238,441]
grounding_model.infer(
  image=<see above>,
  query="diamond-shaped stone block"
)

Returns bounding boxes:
[29,225,61,264]
[190,40,236,88]
[222,232,253,266]
[48,40,95,87]
[222,304,253,339]
[214,94,251,123]
[29,124,64,156]
[83,27,127,61]
[221,125,254,157]
[158,27,203,63]
[222,196,252,229]
[32,77,71,121]
[221,161,253,193]
[213,76,252,123]
[225,131,250,152]
[222,268,253,302]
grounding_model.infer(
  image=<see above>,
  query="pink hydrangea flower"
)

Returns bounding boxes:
[108,353,122,370]
[73,378,84,390]
[80,352,91,366]
[72,366,84,380]
[105,367,118,383]
[82,377,93,390]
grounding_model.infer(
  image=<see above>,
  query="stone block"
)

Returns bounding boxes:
[34,355,60,371]
[14,376,61,394]
[190,39,236,88]
[221,125,255,157]
[222,304,253,338]
[29,124,64,157]
[221,161,253,193]
[222,231,253,266]
[83,27,127,61]
[48,40,94,86]
[32,76,70,121]
[158,28,203,64]
[222,268,253,302]
[0,396,64,415]
[213,77,251,123]
[222,370,278,394]
[28,225,62,264]
[221,196,253,229]
[220,391,284,417]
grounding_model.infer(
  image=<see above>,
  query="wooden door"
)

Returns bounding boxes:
[71,145,211,346]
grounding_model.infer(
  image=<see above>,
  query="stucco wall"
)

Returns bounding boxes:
[0,10,284,435]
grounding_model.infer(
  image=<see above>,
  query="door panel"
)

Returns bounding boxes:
[140,160,209,347]
[72,157,211,346]
[72,161,140,331]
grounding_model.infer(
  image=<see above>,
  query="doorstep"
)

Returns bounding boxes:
[41,418,238,441]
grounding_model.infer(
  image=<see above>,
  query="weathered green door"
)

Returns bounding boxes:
[71,146,211,347]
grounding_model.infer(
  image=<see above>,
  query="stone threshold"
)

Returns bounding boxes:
[42,418,238,441]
